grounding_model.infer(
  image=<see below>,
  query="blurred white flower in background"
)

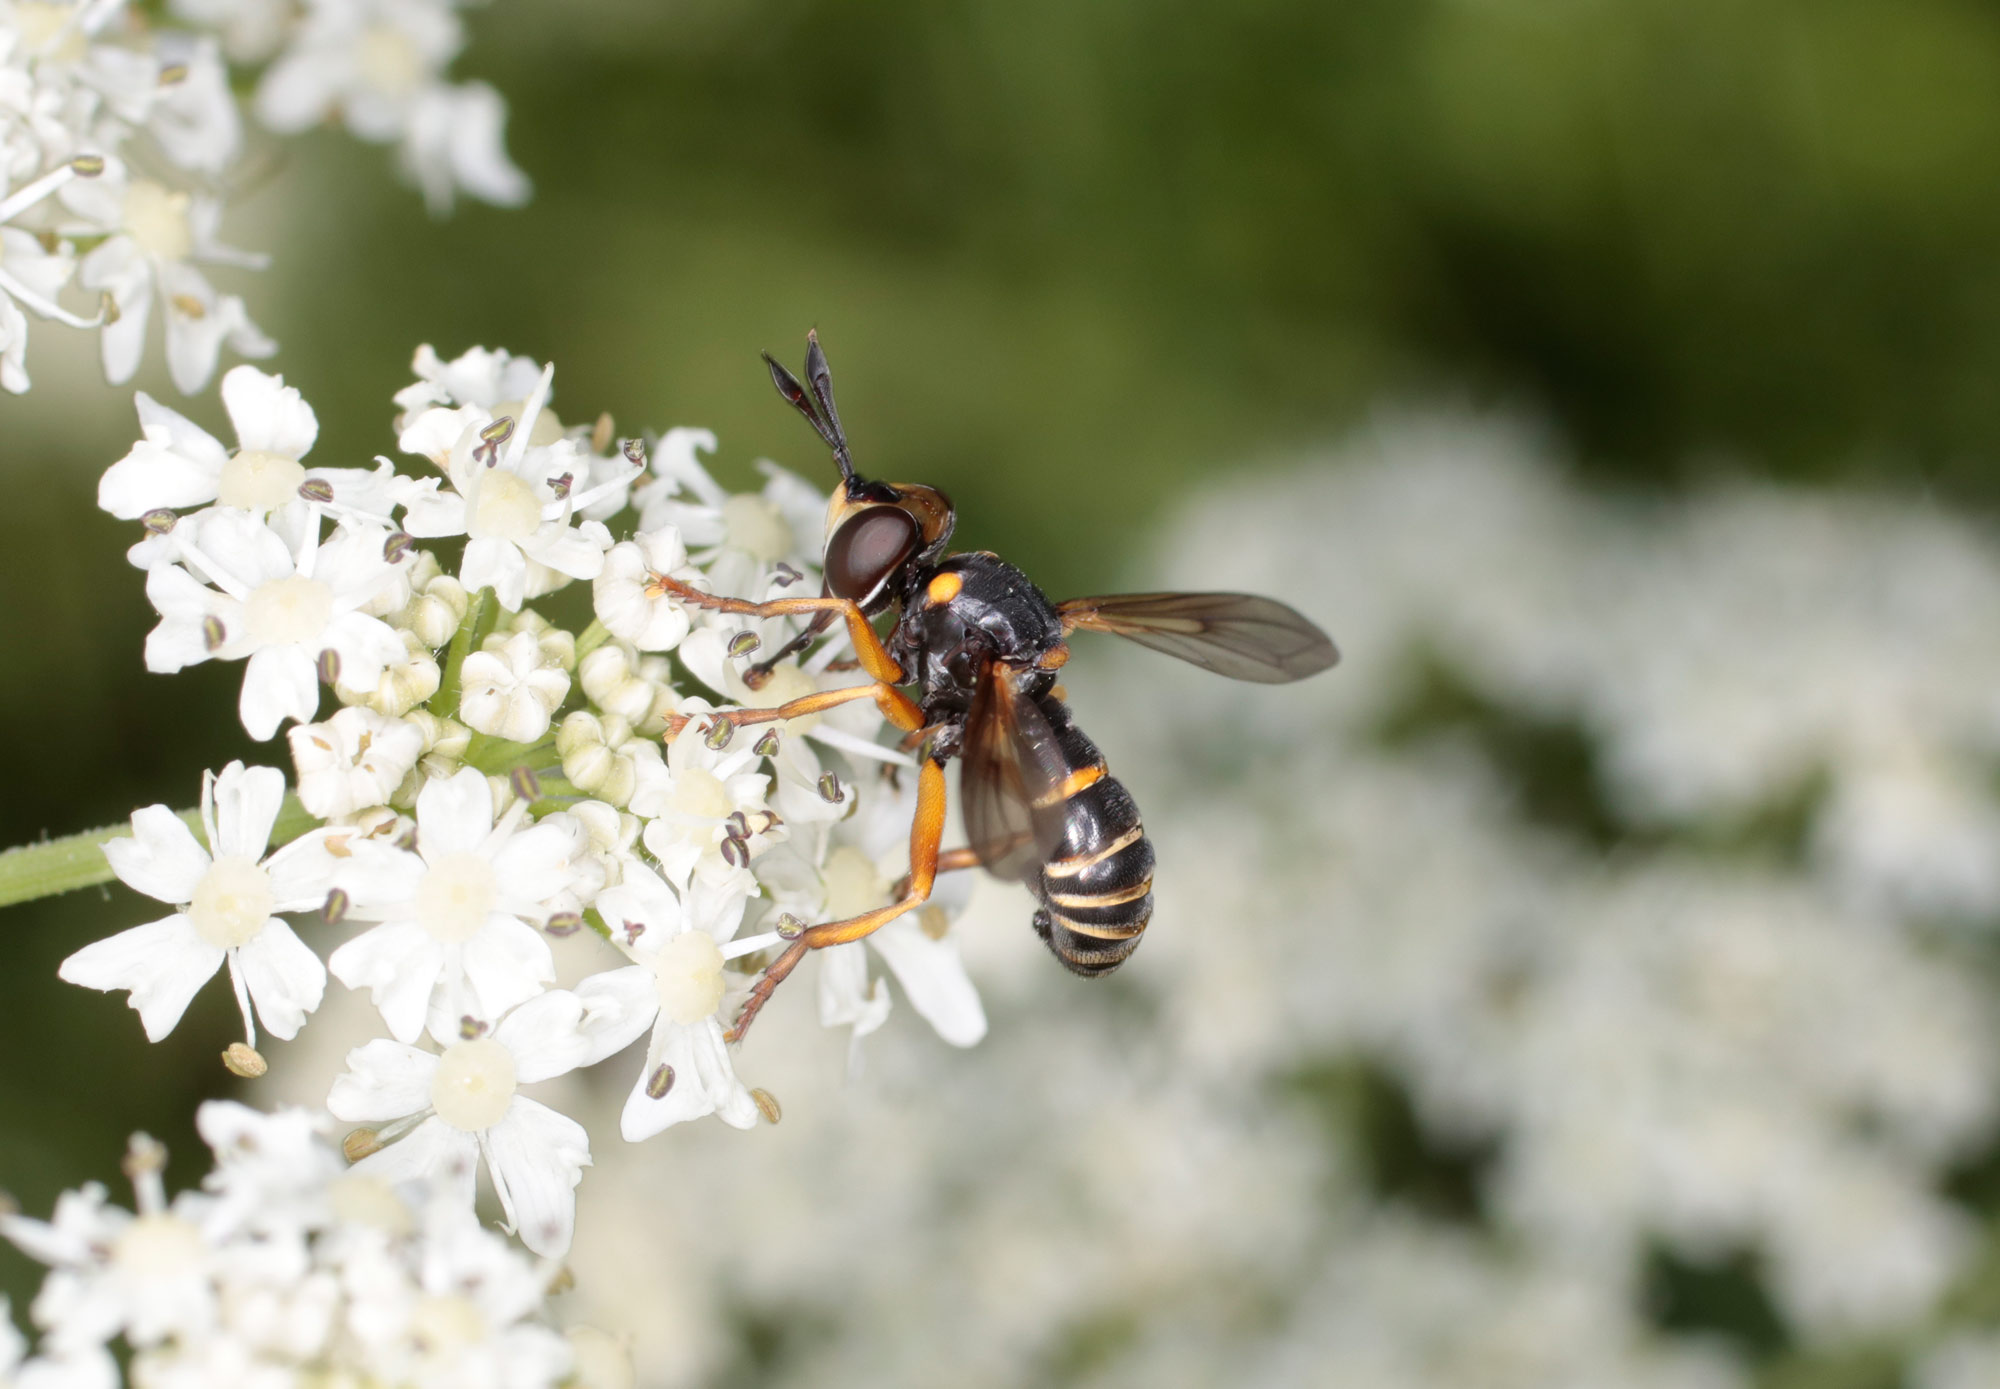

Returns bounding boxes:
[0,0,528,394]
[518,415,2000,1386]
[0,1107,593,1386]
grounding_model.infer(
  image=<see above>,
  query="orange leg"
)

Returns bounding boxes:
[667,681,925,739]
[648,576,905,685]
[727,757,948,1043]
[894,846,981,899]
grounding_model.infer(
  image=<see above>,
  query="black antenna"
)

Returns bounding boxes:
[761,332,856,483]
[803,330,850,471]
[760,351,843,467]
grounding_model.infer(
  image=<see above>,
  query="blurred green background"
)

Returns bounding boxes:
[9,0,2000,1367]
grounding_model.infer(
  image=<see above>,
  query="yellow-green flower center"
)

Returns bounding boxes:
[415,851,497,944]
[218,450,307,511]
[188,854,274,948]
[656,930,726,1025]
[467,469,543,542]
[430,1038,516,1132]
[244,574,333,647]
[722,494,793,563]
[123,180,194,263]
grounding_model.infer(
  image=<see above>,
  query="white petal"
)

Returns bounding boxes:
[349,1116,479,1209]
[619,1018,755,1141]
[483,1098,589,1258]
[59,915,225,1042]
[327,921,445,1044]
[103,805,209,904]
[209,761,285,859]
[492,988,590,1083]
[459,917,555,1026]
[232,921,325,1040]
[818,940,891,1039]
[327,1038,439,1121]
[869,916,987,1047]
[219,365,316,458]
[490,818,581,905]
[416,768,494,860]
[572,965,658,1066]
[462,536,528,611]
[238,645,319,740]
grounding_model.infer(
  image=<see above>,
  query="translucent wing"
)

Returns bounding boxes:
[1057,591,1339,683]
[961,660,1071,883]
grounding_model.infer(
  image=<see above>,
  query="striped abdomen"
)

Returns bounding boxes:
[1031,698,1155,975]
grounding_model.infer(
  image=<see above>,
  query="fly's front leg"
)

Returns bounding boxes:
[648,575,905,685]
[727,757,948,1044]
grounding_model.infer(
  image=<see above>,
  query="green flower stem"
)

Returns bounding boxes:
[462,730,560,776]
[430,586,498,720]
[574,619,611,662]
[0,794,317,910]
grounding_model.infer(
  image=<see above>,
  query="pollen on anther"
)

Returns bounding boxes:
[751,1088,782,1125]
[704,719,734,751]
[298,477,336,504]
[222,1042,267,1078]
[142,508,177,535]
[621,438,646,465]
[384,531,416,563]
[728,631,761,658]
[776,913,806,941]
[316,649,340,685]
[70,154,105,177]
[818,772,844,803]
[202,615,227,652]
[459,1015,488,1040]
[342,1128,382,1163]
[754,730,781,757]
[546,911,584,937]
[322,887,350,925]
[646,1064,676,1099]
[510,767,542,803]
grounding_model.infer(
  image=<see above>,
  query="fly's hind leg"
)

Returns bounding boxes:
[726,757,948,1043]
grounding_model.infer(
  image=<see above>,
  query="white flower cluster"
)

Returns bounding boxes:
[544,419,2000,1385]
[0,1102,607,1389]
[0,0,525,395]
[60,344,985,1261]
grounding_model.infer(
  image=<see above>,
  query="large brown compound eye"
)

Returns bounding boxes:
[824,505,921,606]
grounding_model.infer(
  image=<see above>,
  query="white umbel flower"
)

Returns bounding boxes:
[141,509,408,739]
[571,863,770,1139]
[592,526,699,652]
[328,990,594,1258]
[99,367,392,537]
[628,701,773,886]
[458,629,570,744]
[66,165,274,393]
[253,0,528,214]
[326,768,585,1043]
[59,762,332,1045]
[288,706,426,819]
[393,364,623,611]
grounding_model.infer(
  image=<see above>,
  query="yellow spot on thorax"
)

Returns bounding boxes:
[925,571,963,605]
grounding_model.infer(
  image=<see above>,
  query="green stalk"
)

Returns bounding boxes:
[0,795,317,910]
[574,619,611,662]
[430,586,498,719]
